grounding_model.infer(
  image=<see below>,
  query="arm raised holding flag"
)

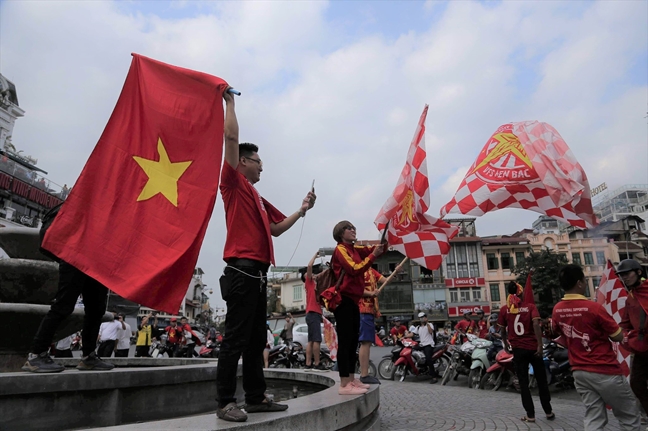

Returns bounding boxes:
[216,87,316,423]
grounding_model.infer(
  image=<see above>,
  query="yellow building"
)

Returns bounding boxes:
[482,228,619,311]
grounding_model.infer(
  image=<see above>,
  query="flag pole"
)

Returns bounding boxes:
[380,220,390,244]
[377,257,409,294]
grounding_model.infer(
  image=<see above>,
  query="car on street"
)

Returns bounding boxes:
[292,323,327,349]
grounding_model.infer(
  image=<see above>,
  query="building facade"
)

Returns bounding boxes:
[593,184,648,227]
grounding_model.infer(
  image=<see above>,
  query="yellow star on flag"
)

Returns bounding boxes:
[133,137,192,207]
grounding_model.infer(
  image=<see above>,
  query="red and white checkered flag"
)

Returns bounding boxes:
[375,105,458,270]
[596,260,631,376]
[440,122,598,229]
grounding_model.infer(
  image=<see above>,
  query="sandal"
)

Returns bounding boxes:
[521,416,536,423]
[546,412,555,420]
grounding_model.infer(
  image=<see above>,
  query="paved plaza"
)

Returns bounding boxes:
[378,378,629,431]
[370,346,635,431]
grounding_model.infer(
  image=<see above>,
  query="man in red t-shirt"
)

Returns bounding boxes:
[475,309,488,339]
[616,259,648,417]
[302,251,326,372]
[390,320,408,344]
[454,311,476,343]
[498,281,554,423]
[164,318,182,357]
[216,89,316,423]
[553,264,640,430]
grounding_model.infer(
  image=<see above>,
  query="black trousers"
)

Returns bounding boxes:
[54,349,73,358]
[97,340,116,358]
[31,261,108,357]
[135,345,150,357]
[114,349,129,358]
[513,348,552,418]
[333,296,360,378]
[216,261,268,407]
[630,353,648,415]
[422,345,439,376]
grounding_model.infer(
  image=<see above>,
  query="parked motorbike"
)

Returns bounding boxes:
[391,338,450,382]
[198,339,220,358]
[441,335,476,385]
[378,344,403,380]
[268,344,291,368]
[479,348,515,391]
[318,346,335,370]
[529,340,574,389]
[467,337,493,389]
[150,335,176,358]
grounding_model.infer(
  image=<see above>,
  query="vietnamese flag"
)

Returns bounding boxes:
[43,54,228,313]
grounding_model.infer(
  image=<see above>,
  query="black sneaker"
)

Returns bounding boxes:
[244,398,288,413]
[312,363,329,372]
[303,364,313,372]
[217,402,247,422]
[76,352,115,371]
[22,352,65,373]
[359,375,381,385]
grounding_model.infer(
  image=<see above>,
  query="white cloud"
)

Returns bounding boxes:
[1,0,645,310]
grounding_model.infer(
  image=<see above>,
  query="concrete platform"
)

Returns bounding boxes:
[1,358,379,431]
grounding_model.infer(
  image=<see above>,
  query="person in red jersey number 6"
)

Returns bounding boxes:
[498,281,554,423]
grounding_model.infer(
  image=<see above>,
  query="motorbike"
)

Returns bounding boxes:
[391,338,450,382]
[198,339,220,358]
[378,344,403,380]
[441,335,477,385]
[529,340,574,389]
[479,348,515,391]
[268,344,291,368]
[150,335,176,358]
[318,346,335,370]
[467,337,493,389]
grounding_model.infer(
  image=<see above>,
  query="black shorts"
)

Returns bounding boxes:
[305,312,322,343]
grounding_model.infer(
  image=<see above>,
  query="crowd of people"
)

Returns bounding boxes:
[18,85,647,429]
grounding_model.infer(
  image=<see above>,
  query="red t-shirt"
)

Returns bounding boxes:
[332,242,376,303]
[476,320,488,339]
[390,325,407,338]
[359,268,382,316]
[165,325,182,344]
[220,163,285,264]
[455,319,475,334]
[552,295,623,375]
[497,303,541,350]
[304,277,321,315]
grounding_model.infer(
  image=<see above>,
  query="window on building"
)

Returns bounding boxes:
[469,262,479,276]
[593,276,601,290]
[449,289,459,303]
[572,253,582,265]
[490,284,500,302]
[467,244,479,276]
[457,263,468,278]
[516,252,525,266]
[596,251,606,265]
[583,252,594,265]
[412,265,420,279]
[293,285,303,301]
[446,247,457,279]
[487,253,499,270]
[501,252,512,270]
[584,279,591,297]
[472,288,481,301]
[460,290,471,302]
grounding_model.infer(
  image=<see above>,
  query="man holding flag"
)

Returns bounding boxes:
[553,264,640,430]
[215,89,316,422]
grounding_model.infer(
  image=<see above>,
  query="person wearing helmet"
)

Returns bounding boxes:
[616,259,648,417]
[411,312,439,383]
[455,311,475,344]
[475,309,488,339]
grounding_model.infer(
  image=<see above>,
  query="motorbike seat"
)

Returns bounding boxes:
[269,345,283,354]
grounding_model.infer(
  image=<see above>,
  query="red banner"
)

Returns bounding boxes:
[448,305,491,317]
[445,277,485,288]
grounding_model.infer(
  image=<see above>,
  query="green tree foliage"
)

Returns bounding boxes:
[512,248,569,317]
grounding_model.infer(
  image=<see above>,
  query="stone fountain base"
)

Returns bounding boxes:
[1,359,379,431]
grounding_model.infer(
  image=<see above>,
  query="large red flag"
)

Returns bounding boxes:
[441,122,597,229]
[374,106,458,270]
[596,260,631,376]
[43,54,228,314]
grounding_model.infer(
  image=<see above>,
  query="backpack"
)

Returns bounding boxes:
[39,203,64,262]
[314,268,337,305]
